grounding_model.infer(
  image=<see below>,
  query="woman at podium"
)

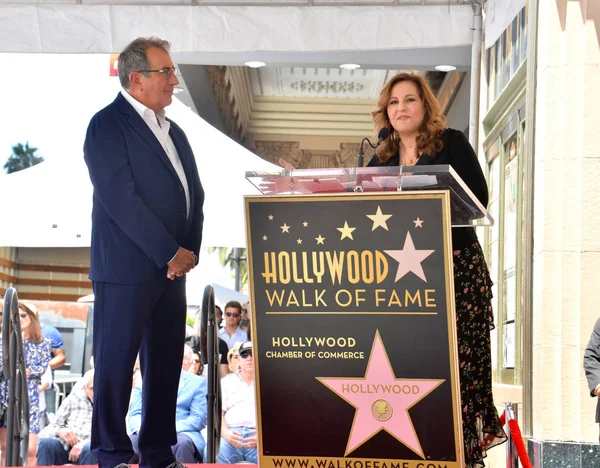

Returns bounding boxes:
[366,72,507,467]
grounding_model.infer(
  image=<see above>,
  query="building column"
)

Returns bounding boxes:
[529,1,600,465]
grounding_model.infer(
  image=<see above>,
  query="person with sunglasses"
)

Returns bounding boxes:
[218,301,248,351]
[0,302,52,465]
[218,341,257,464]
[83,36,204,468]
[189,352,204,377]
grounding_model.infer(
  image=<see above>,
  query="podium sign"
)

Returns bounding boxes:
[246,191,464,468]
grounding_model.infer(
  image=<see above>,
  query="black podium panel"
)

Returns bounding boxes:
[246,191,464,468]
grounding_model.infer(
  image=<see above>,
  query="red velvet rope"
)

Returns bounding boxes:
[498,410,532,468]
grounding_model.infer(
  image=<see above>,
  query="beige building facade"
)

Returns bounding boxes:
[480,1,600,466]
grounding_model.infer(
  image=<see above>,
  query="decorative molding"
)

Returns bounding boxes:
[18,264,89,274]
[254,141,310,169]
[289,80,365,95]
[436,71,466,115]
[253,140,376,169]
[17,292,86,302]
[333,143,375,168]
[207,65,245,145]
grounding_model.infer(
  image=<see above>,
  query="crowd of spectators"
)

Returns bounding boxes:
[0,298,256,465]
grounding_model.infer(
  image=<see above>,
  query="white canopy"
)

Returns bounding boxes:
[0,96,278,249]
[0,4,473,55]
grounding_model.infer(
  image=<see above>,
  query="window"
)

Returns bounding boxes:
[486,5,528,108]
[484,103,527,384]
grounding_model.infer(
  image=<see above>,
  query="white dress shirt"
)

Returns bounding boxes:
[120,90,190,217]
[219,327,248,351]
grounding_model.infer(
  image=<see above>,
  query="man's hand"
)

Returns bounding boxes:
[243,429,257,448]
[167,247,196,280]
[595,384,600,397]
[57,428,79,447]
[223,428,245,448]
[68,441,86,462]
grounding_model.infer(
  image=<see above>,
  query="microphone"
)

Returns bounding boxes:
[357,127,390,167]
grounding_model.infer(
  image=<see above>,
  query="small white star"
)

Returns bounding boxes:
[367,206,393,231]
[337,221,356,240]
[262,235,268,241]
[315,235,325,245]
[268,215,274,221]
[413,217,424,228]
[302,221,308,227]
[297,238,303,244]
[281,223,290,233]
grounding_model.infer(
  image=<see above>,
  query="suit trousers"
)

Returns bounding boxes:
[130,432,200,463]
[90,278,186,468]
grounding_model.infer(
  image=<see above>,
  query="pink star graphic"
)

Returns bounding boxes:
[384,232,434,282]
[317,332,444,457]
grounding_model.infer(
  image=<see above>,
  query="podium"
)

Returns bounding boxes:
[244,166,492,468]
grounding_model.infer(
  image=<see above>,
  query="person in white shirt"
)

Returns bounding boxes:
[218,341,257,464]
[218,301,248,350]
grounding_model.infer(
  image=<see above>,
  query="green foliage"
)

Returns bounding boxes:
[206,247,248,287]
[186,314,196,329]
[4,142,44,174]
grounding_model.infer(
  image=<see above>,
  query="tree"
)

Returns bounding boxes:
[206,247,248,291]
[4,142,44,174]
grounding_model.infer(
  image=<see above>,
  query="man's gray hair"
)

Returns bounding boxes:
[118,37,171,89]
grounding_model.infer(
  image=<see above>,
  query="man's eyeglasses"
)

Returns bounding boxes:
[136,66,178,79]
[226,312,240,318]
[239,350,253,359]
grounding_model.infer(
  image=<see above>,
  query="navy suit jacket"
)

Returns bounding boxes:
[84,93,204,284]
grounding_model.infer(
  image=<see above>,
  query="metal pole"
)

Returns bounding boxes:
[469,1,483,149]
[233,247,242,292]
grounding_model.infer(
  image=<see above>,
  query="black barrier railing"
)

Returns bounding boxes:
[2,288,29,466]
[200,284,221,463]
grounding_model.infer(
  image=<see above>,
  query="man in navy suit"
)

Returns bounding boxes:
[83,37,204,468]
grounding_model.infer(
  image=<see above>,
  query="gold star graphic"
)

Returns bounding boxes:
[281,223,290,233]
[268,215,274,221]
[413,217,424,228]
[303,221,309,227]
[315,235,325,245]
[367,206,393,231]
[337,222,356,240]
[297,239,303,244]
[262,235,268,241]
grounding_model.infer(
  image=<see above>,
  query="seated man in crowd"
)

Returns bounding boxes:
[36,371,96,465]
[129,345,207,463]
[218,341,257,464]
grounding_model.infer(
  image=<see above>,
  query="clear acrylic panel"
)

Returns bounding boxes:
[246,165,494,227]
